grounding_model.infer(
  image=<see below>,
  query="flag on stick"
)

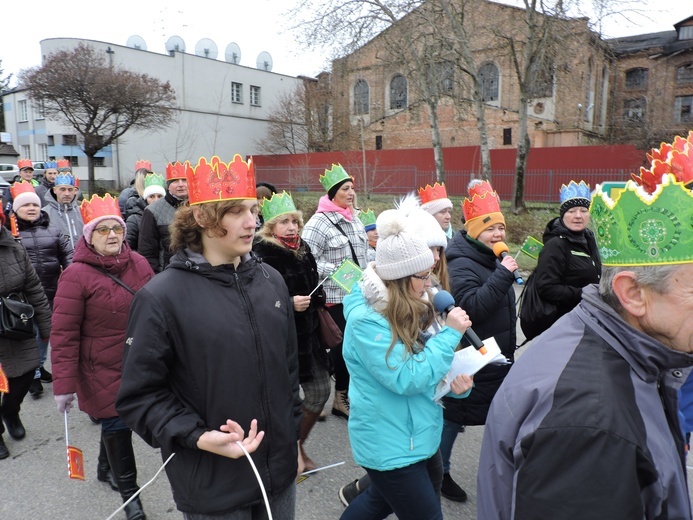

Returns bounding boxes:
[0,364,8,394]
[330,259,363,294]
[517,236,543,260]
[64,411,85,480]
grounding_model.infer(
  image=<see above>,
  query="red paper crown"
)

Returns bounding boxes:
[462,182,501,222]
[80,194,122,224]
[17,159,33,170]
[166,161,190,181]
[10,181,36,199]
[632,131,693,193]
[135,160,152,171]
[418,182,448,204]
[57,159,71,169]
[187,155,257,206]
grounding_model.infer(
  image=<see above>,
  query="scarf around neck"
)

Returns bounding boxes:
[317,195,353,221]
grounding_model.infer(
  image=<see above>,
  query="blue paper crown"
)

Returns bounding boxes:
[55,172,76,186]
[44,161,58,169]
[559,181,591,204]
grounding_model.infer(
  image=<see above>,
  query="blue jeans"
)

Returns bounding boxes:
[183,483,295,520]
[100,416,130,434]
[440,420,465,473]
[340,451,443,520]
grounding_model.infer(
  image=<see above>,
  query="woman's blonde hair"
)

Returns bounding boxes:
[256,210,304,251]
[170,200,245,253]
[433,248,450,292]
[382,277,435,363]
[134,168,149,197]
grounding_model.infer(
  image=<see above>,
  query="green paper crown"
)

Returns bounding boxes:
[260,191,297,222]
[590,174,693,266]
[358,209,376,228]
[144,173,165,190]
[320,164,352,192]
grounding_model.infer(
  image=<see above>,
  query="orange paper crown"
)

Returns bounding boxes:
[632,131,693,193]
[135,160,152,171]
[57,159,71,169]
[80,194,122,224]
[462,181,502,222]
[10,180,36,199]
[17,159,33,170]
[187,155,257,206]
[418,182,448,204]
[166,161,190,182]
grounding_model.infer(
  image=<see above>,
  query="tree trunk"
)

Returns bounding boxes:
[86,153,96,196]
[512,97,530,214]
[426,99,445,183]
[473,96,492,181]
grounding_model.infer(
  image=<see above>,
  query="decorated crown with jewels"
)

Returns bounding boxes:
[590,174,693,266]
[631,131,693,194]
[80,194,122,224]
[560,181,591,204]
[462,180,501,222]
[319,164,352,192]
[135,160,152,171]
[260,191,297,222]
[187,155,256,206]
[418,182,448,205]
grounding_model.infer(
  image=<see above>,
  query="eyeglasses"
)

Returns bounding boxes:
[410,271,432,281]
[94,225,125,236]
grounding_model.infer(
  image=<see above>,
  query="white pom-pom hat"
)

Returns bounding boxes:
[375,209,434,280]
[396,192,448,249]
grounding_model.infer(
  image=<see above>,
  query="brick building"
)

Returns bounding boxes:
[324,0,692,154]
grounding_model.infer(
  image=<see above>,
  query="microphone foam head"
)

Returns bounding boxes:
[432,290,455,313]
[492,241,510,258]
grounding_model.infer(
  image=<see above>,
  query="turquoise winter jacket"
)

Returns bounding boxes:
[343,281,464,471]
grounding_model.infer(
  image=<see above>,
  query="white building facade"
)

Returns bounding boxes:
[2,37,305,189]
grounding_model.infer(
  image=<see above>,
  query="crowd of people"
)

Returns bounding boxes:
[0,133,692,520]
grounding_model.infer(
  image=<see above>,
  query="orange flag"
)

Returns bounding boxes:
[0,364,8,393]
[67,445,85,480]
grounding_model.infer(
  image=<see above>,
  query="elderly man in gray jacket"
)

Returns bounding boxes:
[478,173,693,520]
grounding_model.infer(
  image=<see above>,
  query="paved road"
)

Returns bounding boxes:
[3,285,693,519]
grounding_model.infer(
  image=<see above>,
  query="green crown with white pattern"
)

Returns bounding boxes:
[319,164,352,192]
[144,173,165,190]
[260,191,297,222]
[590,174,693,266]
[358,209,376,228]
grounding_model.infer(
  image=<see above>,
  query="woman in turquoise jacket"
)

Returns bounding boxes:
[341,210,473,520]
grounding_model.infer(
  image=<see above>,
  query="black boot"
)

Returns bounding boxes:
[0,435,8,460]
[102,429,146,520]
[97,436,118,491]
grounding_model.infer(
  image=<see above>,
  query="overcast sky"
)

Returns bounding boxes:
[1,0,686,87]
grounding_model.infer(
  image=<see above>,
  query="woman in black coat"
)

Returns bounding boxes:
[253,192,331,473]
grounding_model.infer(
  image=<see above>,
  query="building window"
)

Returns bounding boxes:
[21,145,31,158]
[65,156,79,167]
[479,63,499,102]
[676,63,693,85]
[38,144,48,161]
[354,79,369,115]
[675,95,693,123]
[503,128,512,146]
[93,157,105,167]
[231,82,243,103]
[47,135,54,146]
[390,75,407,109]
[625,68,648,89]
[18,100,28,122]
[624,98,646,123]
[250,85,261,106]
[62,135,78,146]
[375,135,383,150]
[528,61,554,98]
[34,99,45,120]
[679,26,693,40]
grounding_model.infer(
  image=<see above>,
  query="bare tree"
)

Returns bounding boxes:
[0,61,12,133]
[20,43,176,191]
[255,86,310,155]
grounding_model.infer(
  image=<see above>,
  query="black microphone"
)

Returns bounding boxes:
[492,242,524,285]
[432,290,486,353]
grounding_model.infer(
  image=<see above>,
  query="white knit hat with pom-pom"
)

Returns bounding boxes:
[396,192,448,249]
[375,209,434,280]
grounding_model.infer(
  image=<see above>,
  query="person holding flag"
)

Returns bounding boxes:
[301,164,368,419]
[117,155,303,519]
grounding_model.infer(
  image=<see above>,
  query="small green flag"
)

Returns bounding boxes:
[519,236,543,259]
[330,259,363,294]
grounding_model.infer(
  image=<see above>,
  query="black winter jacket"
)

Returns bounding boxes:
[125,198,147,251]
[253,238,331,383]
[443,231,516,426]
[16,212,73,304]
[137,192,185,272]
[117,249,302,515]
[0,227,52,378]
[533,217,601,326]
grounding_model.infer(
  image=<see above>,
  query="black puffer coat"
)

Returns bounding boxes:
[534,217,601,324]
[253,238,331,382]
[125,197,147,251]
[0,227,52,378]
[443,231,516,426]
[16,211,73,304]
